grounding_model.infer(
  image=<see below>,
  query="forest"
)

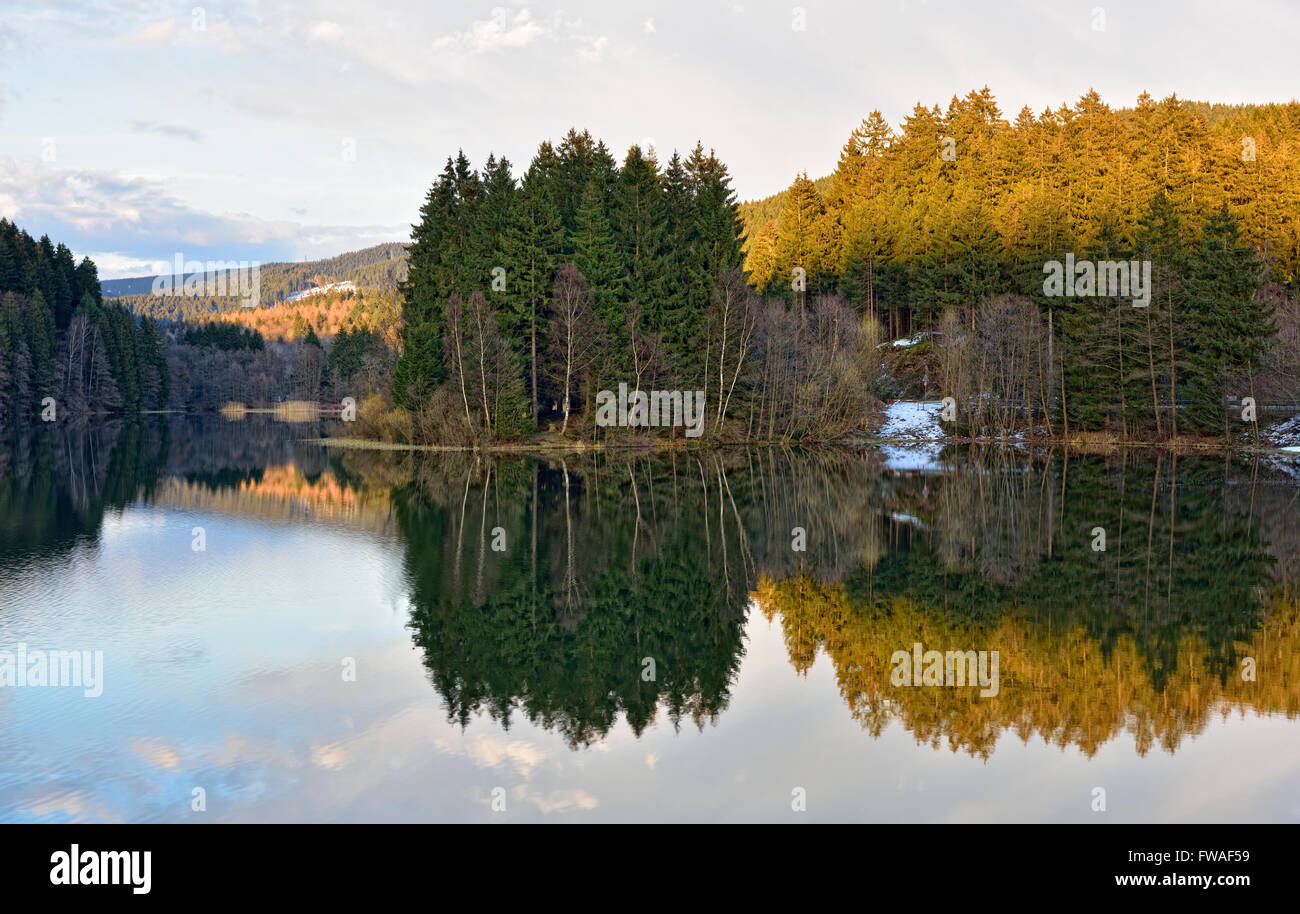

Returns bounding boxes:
[388,94,1300,446]
[0,218,169,430]
[391,128,880,445]
[743,89,1300,440]
[8,90,1298,446]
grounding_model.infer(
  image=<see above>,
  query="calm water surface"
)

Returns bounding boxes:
[1,417,1298,822]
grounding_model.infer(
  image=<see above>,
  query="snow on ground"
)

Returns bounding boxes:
[1265,415,1300,448]
[889,511,927,529]
[1259,415,1300,477]
[877,334,925,349]
[876,400,947,472]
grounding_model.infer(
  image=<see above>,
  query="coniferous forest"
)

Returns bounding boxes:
[9,1,1300,837]
[0,219,169,429]
[387,93,1299,447]
[743,90,1298,440]
[389,128,857,443]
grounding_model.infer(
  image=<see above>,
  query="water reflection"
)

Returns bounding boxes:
[389,446,1299,758]
[2,418,1298,776]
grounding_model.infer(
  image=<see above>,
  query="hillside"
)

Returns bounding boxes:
[104,242,408,322]
[205,286,401,349]
[738,95,1300,287]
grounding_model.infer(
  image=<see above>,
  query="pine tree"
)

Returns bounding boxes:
[1183,206,1268,437]
[773,173,828,317]
[571,180,626,331]
[616,145,669,327]
[477,153,517,303]
[24,289,54,395]
[501,156,562,424]
[394,159,457,407]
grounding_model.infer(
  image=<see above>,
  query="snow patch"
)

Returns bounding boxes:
[877,400,947,471]
[879,333,925,349]
[1264,415,1300,448]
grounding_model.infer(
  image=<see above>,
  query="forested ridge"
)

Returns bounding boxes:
[106,242,407,322]
[0,219,169,429]
[743,90,1300,297]
[740,89,1299,440]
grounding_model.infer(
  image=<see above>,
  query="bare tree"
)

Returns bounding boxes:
[708,268,760,433]
[546,264,606,435]
[444,292,473,434]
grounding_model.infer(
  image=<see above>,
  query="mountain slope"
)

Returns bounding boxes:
[103,242,408,321]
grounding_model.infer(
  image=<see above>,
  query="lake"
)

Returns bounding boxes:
[1,417,1298,822]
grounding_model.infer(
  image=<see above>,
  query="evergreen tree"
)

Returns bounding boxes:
[1183,206,1268,436]
[501,159,562,424]
[571,180,625,332]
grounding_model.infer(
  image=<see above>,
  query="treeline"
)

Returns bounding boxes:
[182,322,264,350]
[208,288,402,349]
[167,320,391,410]
[392,128,882,444]
[743,89,1298,438]
[935,202,1277,438]
[0,219,169,427]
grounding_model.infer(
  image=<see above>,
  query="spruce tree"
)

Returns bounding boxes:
[501,159,562,424]
[394,160,457,407]
[1184,206,1268,436]
[572,180,625,333]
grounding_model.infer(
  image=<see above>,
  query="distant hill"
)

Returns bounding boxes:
[104,242,408,322]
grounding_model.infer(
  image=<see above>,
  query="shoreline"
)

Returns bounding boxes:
[302,433,1300,457]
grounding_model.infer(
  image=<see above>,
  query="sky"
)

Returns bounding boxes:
[0,0,1297,277]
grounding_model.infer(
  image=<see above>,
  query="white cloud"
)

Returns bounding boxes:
[308,21,346,44]
[464,734,547,777]
[0,158,403,276]
[511,784,598,814]
[576,35,608,63]
[644,19,656,35]
[433,8,547,54]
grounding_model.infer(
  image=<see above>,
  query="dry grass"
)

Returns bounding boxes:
[274,400,323,423]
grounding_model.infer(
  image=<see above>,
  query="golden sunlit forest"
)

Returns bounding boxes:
[741,90,1300,310]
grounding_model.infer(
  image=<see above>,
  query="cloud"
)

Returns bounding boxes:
[511,784,598,814]
[575,34,608,63]
[308,21,346,44]
[432,8,548,54]
[131,121,204,142]
[643,19,656,35]
[0,158,403,276]
[464,735,546,777]
[130,737,181,770]
[123,18,178,46]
